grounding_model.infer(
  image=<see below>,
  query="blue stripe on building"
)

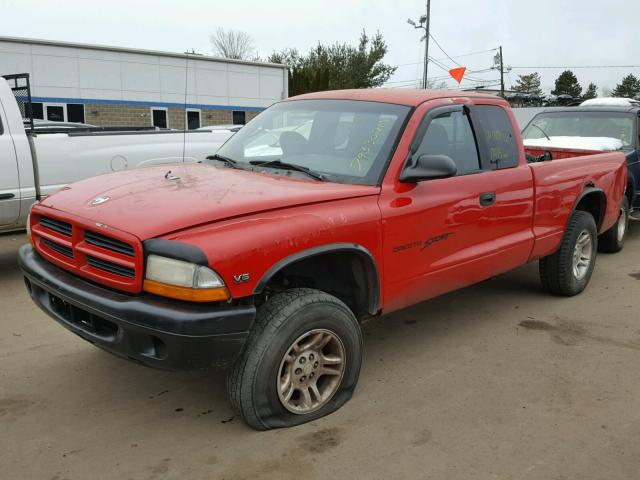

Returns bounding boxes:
[31,96,266,112]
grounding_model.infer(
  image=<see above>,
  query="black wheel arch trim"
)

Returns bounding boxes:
[571,186,607,231]
[254,243,381,315]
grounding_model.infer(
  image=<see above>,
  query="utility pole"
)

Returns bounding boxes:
[408,1,431,89]
[423,1,431,89]
[499,45,505,98]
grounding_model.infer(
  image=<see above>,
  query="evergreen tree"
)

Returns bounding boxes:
[268,31,396,96]
[611,74,640,99]
[582,83,598,100]
[551,70,582,97]
[513,72,542,96]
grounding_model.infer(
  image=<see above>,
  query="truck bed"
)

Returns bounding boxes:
[528,151,627,260]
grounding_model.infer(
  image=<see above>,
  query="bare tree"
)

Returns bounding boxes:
[427,79,448,89]
[210,28,256,60]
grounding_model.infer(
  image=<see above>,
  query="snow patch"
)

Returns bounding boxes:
[580,97,640,107]
[523,136,623,151]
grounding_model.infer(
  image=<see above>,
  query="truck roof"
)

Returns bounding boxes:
[537,105,640,115]
[289,88,504,107]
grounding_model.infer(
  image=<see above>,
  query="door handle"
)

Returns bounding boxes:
[479,192,495,206]
[0,193,15,200]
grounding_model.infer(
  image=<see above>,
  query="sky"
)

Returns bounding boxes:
[1,0,639,96]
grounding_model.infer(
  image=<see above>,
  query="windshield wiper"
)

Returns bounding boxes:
[530,123,551,141]
[206,153,238,168]
[249,160,325,181]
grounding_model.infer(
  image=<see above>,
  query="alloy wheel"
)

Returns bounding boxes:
[277,329,346,414]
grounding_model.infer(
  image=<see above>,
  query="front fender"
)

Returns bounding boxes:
[162,195,383,303]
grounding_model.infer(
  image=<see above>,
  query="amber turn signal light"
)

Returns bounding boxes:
[143,279,230,302]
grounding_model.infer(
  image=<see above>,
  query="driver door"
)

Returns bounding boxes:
[379,104,504,312]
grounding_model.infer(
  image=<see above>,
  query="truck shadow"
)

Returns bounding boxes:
[32,261,546,432]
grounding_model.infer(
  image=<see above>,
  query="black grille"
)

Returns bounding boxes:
[87,255,135,278]
[85,231,135,257]
[49,294,118,339]
[43,238,73,258]
[40,216,72,236]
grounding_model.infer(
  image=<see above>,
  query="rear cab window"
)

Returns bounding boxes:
[472,105,519,170]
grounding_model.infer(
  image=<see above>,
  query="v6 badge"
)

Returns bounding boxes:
[233,273,250,284]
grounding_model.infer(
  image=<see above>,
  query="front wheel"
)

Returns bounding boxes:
[540,210,598,296]
[598,196,630,253]
[227,288,363,430]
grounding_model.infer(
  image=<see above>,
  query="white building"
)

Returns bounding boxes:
[0,36,288,128]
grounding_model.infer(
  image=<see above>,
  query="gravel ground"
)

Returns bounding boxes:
[1,224,640,480]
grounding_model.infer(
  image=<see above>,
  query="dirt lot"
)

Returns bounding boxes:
[1,225,640,480]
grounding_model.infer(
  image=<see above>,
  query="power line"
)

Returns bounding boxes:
[428,33,462,67]
[396,50,499,82]
[395,62,495,75]
[385,76,501,89]
[388,82,500,90]
[387,42,501,88]
[512,65,640,69]
[427,35,498,84]
[384,78,422,84]
[427,55,492,83]
[394,47,498,68]
[385,70,463,84]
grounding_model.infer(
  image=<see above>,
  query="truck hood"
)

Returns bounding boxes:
[41,164,380,239]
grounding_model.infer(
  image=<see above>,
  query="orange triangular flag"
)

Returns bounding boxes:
[449,67,466,84]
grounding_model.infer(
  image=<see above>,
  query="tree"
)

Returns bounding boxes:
[427,79,448,89]
[582,82,598,100]
[552,70,582,97]
[268,30,396,96]
[512,72,542,97]
[611,74,640,99]
[210,28,256,60]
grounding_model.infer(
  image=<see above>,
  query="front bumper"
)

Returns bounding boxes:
[18,245,256,370]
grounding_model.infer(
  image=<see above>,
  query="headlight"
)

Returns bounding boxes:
[143,255,229,302]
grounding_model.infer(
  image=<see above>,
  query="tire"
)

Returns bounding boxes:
[227,288,363,430]
[539,210,598,296]
[598,196,630,253]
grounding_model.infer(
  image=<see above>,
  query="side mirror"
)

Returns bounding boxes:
[400,154,457,183]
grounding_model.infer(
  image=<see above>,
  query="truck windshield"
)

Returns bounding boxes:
[522,111,635,150]
[212,99,411,185]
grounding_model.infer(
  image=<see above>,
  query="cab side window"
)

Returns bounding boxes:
[474,105,519,169]
[414,110,480,175]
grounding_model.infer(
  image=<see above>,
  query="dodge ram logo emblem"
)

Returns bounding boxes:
[90,196,110,205]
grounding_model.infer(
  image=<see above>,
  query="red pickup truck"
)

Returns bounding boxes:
[19,89,627,430]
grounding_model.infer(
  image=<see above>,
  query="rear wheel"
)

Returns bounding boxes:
[598,196,630,253]
[227,288,362,430]
[540,210,598,296]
